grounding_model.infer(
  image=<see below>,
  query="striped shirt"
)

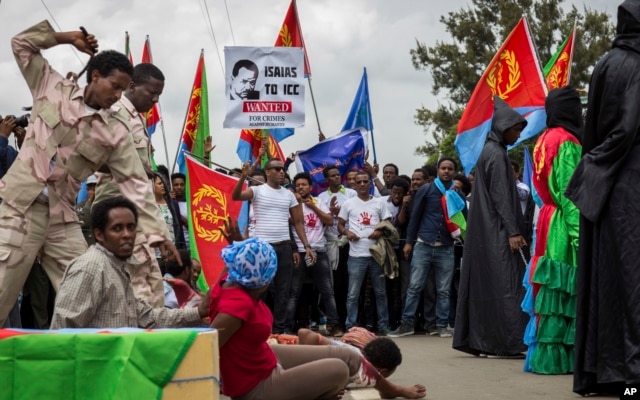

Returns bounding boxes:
[50,244,202,329]
[251,184,298,243]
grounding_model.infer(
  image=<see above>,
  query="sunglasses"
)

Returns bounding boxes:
[267,166,284,172]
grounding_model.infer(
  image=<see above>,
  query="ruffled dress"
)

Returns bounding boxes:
[522,127,581,374]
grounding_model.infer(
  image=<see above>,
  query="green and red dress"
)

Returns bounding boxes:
[523,126,581,374]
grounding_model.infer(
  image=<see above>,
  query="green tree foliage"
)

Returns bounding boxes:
[411,0,615,168]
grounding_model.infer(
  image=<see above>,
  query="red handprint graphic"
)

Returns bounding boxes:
[306,213,318,228]
[360,212,372,226]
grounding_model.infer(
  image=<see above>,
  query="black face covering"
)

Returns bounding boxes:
[545,86,583,140]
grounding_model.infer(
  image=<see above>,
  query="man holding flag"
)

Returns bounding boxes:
[232,157,315,334]
[390,158,465,339]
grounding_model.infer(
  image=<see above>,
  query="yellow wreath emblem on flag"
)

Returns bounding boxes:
[279,24,293,47]
[546,53,570,90]
[486,50,522,100]
[191,184,228,242]
[533,139,546,180]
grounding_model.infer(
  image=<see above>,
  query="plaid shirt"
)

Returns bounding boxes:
[50,244,202,329]
[1,20,168,244]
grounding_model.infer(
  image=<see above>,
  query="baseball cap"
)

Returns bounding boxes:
[86,175,98,185]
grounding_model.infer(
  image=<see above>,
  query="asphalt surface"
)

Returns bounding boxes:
[222,332,617,399]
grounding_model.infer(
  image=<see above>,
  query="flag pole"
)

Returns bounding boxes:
[362,67,377,164]
[144,35,171,170]
[292,0,322,136]
[567,19,577,85]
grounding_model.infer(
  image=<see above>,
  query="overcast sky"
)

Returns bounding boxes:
[0,0,616,176]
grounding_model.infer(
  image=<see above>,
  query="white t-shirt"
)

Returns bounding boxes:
[339,196,391,257]
[251,184,298,243]
[382,195,401,225]
[247,204,256,238]
[178,201,189,244]
[292,197,329,252]
[317,186,357,236]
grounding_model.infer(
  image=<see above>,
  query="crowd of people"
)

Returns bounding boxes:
[1,2,640,397]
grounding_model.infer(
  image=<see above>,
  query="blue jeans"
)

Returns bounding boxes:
[286,252,340,329]
[346,256,389,332]
[401,242,454,327]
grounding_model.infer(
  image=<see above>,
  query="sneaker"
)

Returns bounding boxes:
[387,323,415,337]
[328,326,344,337]
[437,327,452,338]
[426,326,439,336]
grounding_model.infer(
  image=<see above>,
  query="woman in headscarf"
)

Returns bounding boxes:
[209,236,360,400]
[522,86,582,374]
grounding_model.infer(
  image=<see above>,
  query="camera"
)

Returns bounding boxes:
[10,114,30,128]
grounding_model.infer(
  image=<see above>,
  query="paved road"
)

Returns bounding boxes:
[222,333,617,399]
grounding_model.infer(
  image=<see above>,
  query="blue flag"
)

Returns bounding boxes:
[342,68,373,132]
[523,146,533,190]
[295,129,366,195]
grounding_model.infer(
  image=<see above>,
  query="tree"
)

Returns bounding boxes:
[411,0,615,167]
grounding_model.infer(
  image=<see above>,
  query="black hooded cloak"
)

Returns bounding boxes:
[566,0,640,394]
[453,96,529,356]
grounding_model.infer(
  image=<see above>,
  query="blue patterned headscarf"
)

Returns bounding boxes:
[221,237,278,289]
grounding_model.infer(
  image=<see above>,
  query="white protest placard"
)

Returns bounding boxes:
[223,46,305,129]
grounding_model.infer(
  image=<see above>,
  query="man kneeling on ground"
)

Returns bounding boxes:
[50,197,209,329]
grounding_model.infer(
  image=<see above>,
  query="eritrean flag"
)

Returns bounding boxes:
[275,0,311,77]
[236,129,287,166]
[140,36,162,136]
[543,24,576,90]
[185,154,245,291]
[177,51,209,175]
[0,328,198,400]
[456,17,547,174]
[125,31,134,65]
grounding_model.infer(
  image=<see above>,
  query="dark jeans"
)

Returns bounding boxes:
[270,243,294,334]
[332,245,350,327]
[286,252,340,330]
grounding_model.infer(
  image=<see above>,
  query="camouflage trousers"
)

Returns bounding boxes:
[126,232,165,308]
[0,201,87,326]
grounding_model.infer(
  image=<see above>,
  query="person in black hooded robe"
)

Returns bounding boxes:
[453,96,529,358]
[566,0,640,394]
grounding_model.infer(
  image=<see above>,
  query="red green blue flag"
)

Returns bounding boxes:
[125,31,134,65]
[177,51,209,175]
[186,155,246,290]
[141,36,161,136]
[456,17,547,175]
[275,0,311,77]
[543,24,576,90]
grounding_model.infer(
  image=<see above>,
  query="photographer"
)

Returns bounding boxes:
[0,115,26,179]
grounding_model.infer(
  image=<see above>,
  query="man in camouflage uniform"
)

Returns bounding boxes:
[0,20,179,326]
[93,63,166,308]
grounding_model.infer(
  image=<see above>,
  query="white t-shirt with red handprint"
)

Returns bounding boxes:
[292,197,330,252]
[339,196,391,257]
